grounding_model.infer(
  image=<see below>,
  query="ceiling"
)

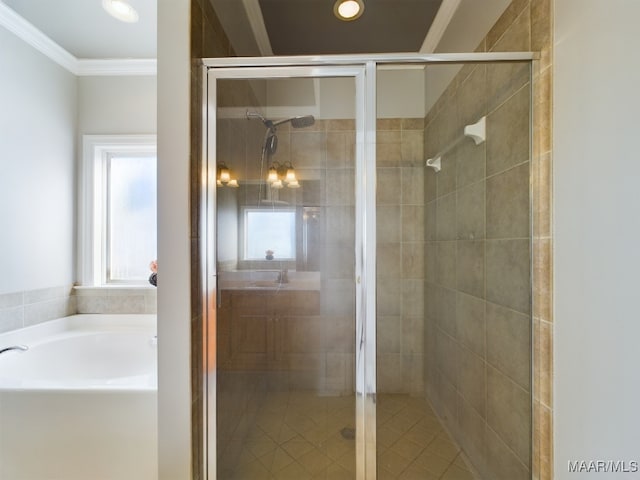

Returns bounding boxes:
[1,0,156,58]
[0,0,511,61]
[258,0,442,55]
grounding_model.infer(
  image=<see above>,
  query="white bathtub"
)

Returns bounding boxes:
[0,314,157,480]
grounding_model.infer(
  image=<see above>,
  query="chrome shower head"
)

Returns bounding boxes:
[273,115,315,129]
[246,110,274,130]
[247,111,315,156]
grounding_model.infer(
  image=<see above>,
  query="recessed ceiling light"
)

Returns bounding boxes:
[334,0,365,21]
[102,0,139,23]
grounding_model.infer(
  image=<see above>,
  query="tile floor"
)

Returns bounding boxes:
[218,392,478,479]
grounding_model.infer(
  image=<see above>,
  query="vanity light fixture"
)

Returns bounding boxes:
[217,162,239,187]
[334,0,364,21]
[267,161,300,189]
[102,0,139,23]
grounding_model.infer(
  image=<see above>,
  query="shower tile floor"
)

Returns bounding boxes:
[219,392,477,480]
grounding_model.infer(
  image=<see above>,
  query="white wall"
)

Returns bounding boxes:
[78,75,157,134]
[0,25,76,295]
[554,1,640,477]
[157,0,192,478]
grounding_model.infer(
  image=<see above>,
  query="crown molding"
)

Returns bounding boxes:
[0,1,78,73]
[0,2,156,76]
[420,0,462,53]
[77,59,157,76]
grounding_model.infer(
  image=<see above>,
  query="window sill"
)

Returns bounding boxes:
[74,285,157,296]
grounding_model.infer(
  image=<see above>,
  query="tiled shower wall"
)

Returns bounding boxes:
[423,0,553,479]
[376,118,426,394]
[423,58,532,479]
[216,116,426,396]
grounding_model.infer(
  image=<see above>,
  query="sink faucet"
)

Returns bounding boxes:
[276,268,289,284]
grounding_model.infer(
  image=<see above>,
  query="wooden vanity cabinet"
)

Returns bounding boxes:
[217,289,320,372]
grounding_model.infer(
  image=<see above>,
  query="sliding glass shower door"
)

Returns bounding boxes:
[203,53,535,480]
[205,64,375,480]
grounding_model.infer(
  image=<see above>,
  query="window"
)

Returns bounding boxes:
[243,207,296,261]
[81,135,157,285]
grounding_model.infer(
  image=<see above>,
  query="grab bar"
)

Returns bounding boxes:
[0,345,29,355]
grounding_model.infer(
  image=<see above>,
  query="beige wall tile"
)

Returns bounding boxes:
[534,238,553,322]
[378,316,402,354]
[539,319,553,408]
[436,194,457,241]
[531,0,552,70]
[401,205,425,242]
[436,242,457,290]
[425,201,437,242]
[456,292,486,358]
[377,206,402,243]
[377,118,402,130]
[436,329,458,389]
[378,354,403,392]
[402,316,424,355]
[533,153,552,238]
[486,85,531,176]
[486,239,531,315]
[487,366,531,467]
[436,154,458,197]
[485,424,530,480]
[402,280,425,318]
[485,0,529,50]
[324,315,355,354]
[425,242,438,283]
[326,132,350,169]
[433,285,457,338]
[402,118,425,130]
[402,242,425,279]
[377,278,402,317]
[378,243,403,279]
[325,168,355,206]
[486,162,530,239]
[456,241,485,299]
[457,65,488,127]
[290,131,326,169]
[457,346,486,417]
[486,302,531,391]
[377,168,402,205]
[456,181,486,240]
[457,395,487,474]
[401,130,424,164]
[456,141,486,189]
[401,167,425,205]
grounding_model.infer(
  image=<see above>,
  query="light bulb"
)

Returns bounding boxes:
[102,0,139,23]
[271,180,283,189]
[285,168,297,182]
[219,167,231,183]
[227,179,239,187]
[334,0,364,20]
[267,167,278,183]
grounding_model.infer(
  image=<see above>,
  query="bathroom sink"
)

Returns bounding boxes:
[246,281,288,289]
[219,270,321,291]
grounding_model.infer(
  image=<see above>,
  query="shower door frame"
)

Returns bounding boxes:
[201,52,537,480]
[204,62,377,480]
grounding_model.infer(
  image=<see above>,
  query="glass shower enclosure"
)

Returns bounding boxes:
[202,53,534,480]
